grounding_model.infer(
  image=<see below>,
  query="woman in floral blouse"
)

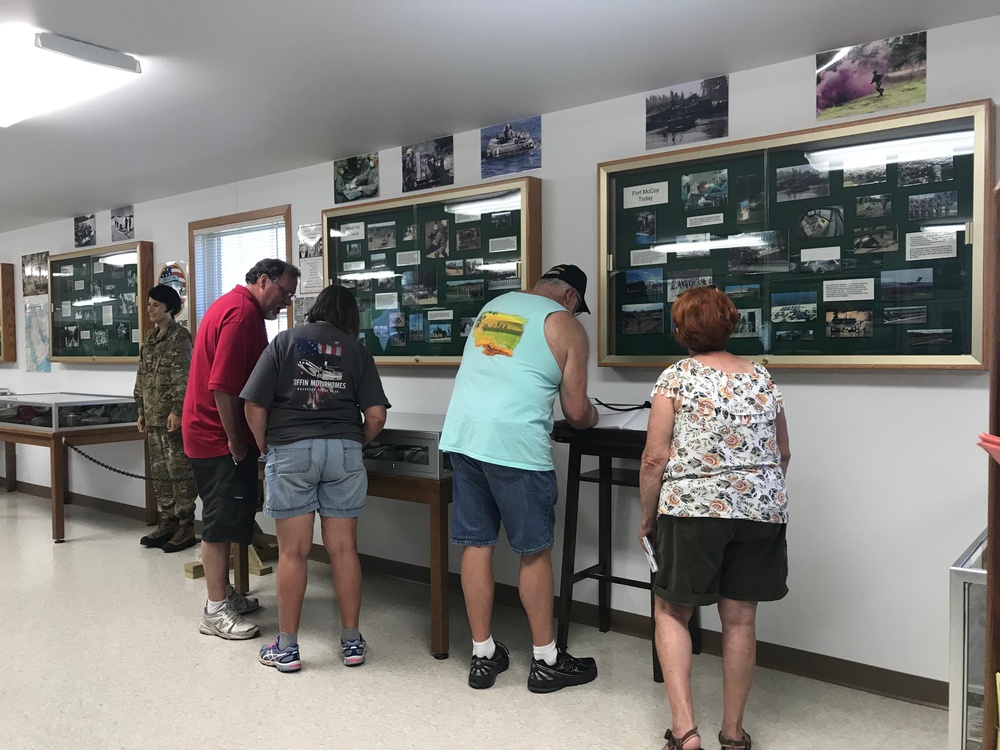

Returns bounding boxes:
[638,286,790,750]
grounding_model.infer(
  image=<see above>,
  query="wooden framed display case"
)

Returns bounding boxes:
[598,100,995,369]
[0,263,14,362]
[48,242,154,363]
[321,176,542,365]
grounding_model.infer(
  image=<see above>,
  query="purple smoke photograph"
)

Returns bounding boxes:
[816,31,926,120]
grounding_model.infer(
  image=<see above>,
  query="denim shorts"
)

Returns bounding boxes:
[449,452,558,555]
[264,438,367,519]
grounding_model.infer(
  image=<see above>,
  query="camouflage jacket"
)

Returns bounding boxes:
[133,320,193,427]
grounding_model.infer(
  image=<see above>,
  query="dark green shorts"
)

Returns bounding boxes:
[652,515,788,606]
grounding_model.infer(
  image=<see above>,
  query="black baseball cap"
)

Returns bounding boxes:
[540,264,590,314]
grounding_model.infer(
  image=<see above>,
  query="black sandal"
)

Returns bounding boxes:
[664,726,700,749]
[718,729,751,749]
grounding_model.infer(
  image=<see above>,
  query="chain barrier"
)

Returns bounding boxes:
[63,440,177,482]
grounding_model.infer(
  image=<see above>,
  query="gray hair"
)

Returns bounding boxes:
[245,258,300,284]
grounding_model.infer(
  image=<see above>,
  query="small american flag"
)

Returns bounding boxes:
[295,338,342,357]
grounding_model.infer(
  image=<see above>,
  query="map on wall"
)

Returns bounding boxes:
[24,297,50,372]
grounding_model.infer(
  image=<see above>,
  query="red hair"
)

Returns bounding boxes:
[671,286,738,352]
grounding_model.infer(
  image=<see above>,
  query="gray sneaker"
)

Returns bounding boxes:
[225,584,260,615]
[199,606,259,640]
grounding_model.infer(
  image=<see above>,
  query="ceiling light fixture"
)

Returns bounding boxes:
[0,23,142,128]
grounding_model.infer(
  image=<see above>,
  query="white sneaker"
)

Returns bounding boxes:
[199,606,259,640]
[225,584,260,615]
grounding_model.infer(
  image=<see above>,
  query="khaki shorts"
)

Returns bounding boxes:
[652,515,788,606]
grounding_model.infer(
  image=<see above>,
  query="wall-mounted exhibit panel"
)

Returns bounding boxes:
[322,176,541,365]
[48,242,154,362]
[598,100,995,368]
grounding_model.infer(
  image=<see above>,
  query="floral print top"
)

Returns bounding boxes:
[651,358,788,523]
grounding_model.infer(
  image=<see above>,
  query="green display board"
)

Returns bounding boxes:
[322,176,541,365]
[598,101,994,368]
[49,242,153,362]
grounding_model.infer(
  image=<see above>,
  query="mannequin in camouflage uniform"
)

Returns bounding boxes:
[134,284,199,552]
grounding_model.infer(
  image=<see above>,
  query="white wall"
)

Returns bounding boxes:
[2,14,998,681]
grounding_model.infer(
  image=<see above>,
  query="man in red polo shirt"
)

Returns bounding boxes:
[184,258,300,640]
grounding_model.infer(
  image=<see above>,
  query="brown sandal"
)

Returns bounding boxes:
[664,726,700,749]
[718,729,752,749]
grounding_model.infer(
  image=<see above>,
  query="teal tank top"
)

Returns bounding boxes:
[440,292,564,471]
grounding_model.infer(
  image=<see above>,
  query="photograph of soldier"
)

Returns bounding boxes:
[425,220,450,258]
[345,243,362,259]
[464,258,484,275]
[367,221,396,250]
[63,325,81,348]
[856,194,892,219]
[795,206,844,239]
[731,308,762,338]
[21,251,49,297]
[409,314,425,342]
[728,231,789,275]
[724,284,760,300]
[459,317,475,337]
[403,225,417,242]
[625,268,663,298]
[403,137,454,193]
[843,164,887,188]
[666,269,713,302]
[457,227,481,252]
[645,75,729,149]
[853,225,899,254]
[636,210,656,244]
[491,212,511,230]
[445,260,464,276]
[736,174,765,224]
[480,115,542,179]
[117,322,131,340]
[883,306,927,325]
[770,291,818,323]
[775,330,814,342]
[94,329,110,349]
[898,156,953,186]
[429,323,452,341]
[825,309,873,338]
[120,293,137,314]
[111,205,135,242]
[377,276,396,291]
[816,31,926,120]
[447,279,485,301]
[881,268,933,301]
[907,328,953,346]
[127,268,138,288]
[681,169,728,211]
[74,215,96,248]
[775,165,830,202]
[334,153,380,204]
[621,302,664,335]
[907,191,959,220]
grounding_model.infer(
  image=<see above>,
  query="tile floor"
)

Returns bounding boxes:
[0,493,949,749]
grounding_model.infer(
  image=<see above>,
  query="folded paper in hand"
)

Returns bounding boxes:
[594,403,650,431]
[976,432,1000,464]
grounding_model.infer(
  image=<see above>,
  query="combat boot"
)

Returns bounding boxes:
[162,508,197,553]
[140,511,178,548]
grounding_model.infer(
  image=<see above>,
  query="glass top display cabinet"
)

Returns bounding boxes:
[321,176,542,365]
[0,263,14,362]
[949,529,987,750]
[48,241,154,362]
[0,393,138,432]
[361,412,451,479]
[598,100,995,368]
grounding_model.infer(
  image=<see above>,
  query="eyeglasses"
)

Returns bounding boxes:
[272,277,296,301]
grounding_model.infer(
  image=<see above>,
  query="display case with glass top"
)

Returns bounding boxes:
[362,412,451,479]
[950,529,987,750]
[0,393,138,432]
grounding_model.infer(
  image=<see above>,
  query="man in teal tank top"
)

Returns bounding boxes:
[440,264,601,693]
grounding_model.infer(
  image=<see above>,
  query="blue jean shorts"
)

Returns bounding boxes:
[449,452,558,555]
[264,438,367,519]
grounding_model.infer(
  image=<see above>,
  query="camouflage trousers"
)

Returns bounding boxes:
[146,425,198,515]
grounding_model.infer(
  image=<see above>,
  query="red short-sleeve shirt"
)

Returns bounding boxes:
[182,286,269,459]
